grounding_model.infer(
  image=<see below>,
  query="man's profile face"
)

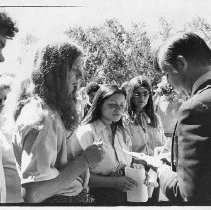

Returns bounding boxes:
[0,33,6,63]
[160,61,184,92]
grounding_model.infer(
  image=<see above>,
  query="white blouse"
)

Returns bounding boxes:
[13,101,88,197]
[124,113,166,156]
[74,120,132,175]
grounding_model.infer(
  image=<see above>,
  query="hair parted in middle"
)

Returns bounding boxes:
[82,84,126,129]
[2,39,83,131]
[126,75,159,128]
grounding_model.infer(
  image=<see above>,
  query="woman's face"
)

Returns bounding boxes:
[101,93,126,125]
[67,56,82,94]
[132,86,150,112]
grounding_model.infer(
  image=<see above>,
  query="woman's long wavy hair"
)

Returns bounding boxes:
[82,84,126,131]
[1,39,82,131]
[126,75,158,128]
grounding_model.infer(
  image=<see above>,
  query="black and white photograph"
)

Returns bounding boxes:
[0,0,211,207]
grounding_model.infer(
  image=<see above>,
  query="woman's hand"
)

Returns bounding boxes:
[82,142,105,168]
[112,176,139,192]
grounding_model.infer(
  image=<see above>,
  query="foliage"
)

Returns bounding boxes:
[20,17,211,89]
[66,19,160,87]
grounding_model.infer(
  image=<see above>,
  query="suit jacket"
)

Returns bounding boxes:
[159,72,211,205]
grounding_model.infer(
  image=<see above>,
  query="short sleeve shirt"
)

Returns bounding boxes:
[13,101,88,196]
[75,120,132,175]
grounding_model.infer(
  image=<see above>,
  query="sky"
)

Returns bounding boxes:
[1,0,211,74]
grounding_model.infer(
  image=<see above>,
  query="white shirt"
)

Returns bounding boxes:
[13,101,88,197]
[124,113,166,156]
[75,120,132,175]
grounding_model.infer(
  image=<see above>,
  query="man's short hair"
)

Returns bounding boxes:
[156,32,211,70]
[86,82,100,95]
[0,11,18,39]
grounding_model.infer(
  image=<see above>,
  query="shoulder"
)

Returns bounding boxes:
[16,100,63,134]
[76,123,94,139]
[77,123,93,133]
[180,90,211,115]
[17,100,46,128]
[178,91,211,126]
[75,123,96,149]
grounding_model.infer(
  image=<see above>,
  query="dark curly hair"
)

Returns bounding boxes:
[0,11,18,39]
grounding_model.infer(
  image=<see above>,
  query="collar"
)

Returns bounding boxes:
[92,119,109,135]
[191,71,211,96]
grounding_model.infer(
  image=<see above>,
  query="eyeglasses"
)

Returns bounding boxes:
[133,90,149,97]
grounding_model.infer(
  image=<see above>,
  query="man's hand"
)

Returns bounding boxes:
[127,152,165,171]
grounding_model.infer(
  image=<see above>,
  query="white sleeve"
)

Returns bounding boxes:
[75,124,95,150]
[17,115,64,184]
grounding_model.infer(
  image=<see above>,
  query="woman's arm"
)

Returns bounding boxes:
[89,173,138,192]
[23,155,88,203]
[23,143,104,203]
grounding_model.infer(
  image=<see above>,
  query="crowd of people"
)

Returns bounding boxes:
[0,11,211,206]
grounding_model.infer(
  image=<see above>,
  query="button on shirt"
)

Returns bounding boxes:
[75,120,132,175]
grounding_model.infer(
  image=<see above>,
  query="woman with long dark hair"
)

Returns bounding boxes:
[125,75,166,156]
[71,84,138,204]
[2,39,104,203]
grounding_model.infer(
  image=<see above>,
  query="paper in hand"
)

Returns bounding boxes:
[125,166,148,202]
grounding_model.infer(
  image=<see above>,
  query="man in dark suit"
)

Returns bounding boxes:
[142,32,211,205]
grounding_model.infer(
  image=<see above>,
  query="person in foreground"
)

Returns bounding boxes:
[71,84,138,204]
[139,32,211,205]
[3,39,104,203]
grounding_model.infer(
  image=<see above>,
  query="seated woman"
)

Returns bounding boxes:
[71,84,138,204]
[2,39,104,203]
[124,75,166,156]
